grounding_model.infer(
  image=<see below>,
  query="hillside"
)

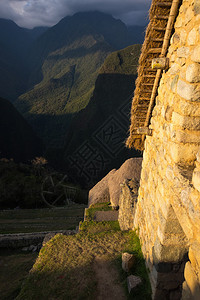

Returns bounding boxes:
[54,44,142,187]
[0,19,47,101]
[0,97,43,162]
[15,12,144,148]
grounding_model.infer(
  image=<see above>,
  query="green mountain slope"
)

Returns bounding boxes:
[0,97,43,162]
[15,12,143,148]
[52,44,142,187]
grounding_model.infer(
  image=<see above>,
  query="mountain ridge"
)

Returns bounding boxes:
[0,97,43,162]
[14,11,144,149]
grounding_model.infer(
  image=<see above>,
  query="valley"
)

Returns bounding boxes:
[0,11,143,187]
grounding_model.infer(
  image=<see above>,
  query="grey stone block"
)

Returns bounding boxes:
[127,275,142,293]
[122,252,135,272]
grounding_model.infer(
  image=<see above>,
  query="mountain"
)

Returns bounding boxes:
[0,97,43,162]
[0,19,48,101]
[128,25,146,44]
[15,11,144,148]
[48,44,142,187]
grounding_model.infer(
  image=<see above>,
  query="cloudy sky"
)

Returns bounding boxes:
[0,0,151,29]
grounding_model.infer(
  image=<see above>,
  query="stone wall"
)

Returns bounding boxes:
[133,0,200,299]
[118,178,139,231]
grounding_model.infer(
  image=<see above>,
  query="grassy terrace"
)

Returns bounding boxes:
[16,203,151,300]
[0,204,87,300]
[0,204,86,234]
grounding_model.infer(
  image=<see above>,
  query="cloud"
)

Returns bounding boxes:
[0,0,151,28]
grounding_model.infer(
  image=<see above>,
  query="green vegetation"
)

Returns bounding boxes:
[0,250,37,300]
[0,159,88,209]
[100,44,141,75]
[14,13,142,150]
[63,44,142,187]
[16,204,151,300]
[85,202,112,221]
[0,204,86,234]
[0,159,43,209]
[16,37,109,147]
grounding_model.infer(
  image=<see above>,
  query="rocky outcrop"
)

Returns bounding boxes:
[108,158,142,207]
[88,169,116,206]
[88,158,142,208]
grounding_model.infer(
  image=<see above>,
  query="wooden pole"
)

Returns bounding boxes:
[141,0,181,144]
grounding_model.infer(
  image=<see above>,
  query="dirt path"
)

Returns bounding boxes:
[94,255,127,300]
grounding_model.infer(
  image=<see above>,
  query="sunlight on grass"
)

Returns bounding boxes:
[16,212,151,299]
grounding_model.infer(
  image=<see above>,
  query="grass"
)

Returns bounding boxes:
[0,250,37,300]
[84,202,112,221]
[16,205,151,300]
[0,204,86,234]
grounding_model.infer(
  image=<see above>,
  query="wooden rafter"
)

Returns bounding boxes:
[127,0,182,150]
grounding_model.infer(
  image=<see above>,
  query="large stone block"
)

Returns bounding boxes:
[157,226,186,246]
[118,179,138,231]
[192,169,200,192]
[177,80,200,101]
[169,63,180,75]
[175,97,200,117]
[169,141,199,164]
[184,261,200,299]
[194,0,200,15]
[172,111,200,130]
[127,275,142,293]
[153,237,188,263]
[189,243,200,279]
[182,281,193,300]
[170,127,200,144]
[187,28,197,45]
[180,29,187,45]
[191,45,200,62]
[122,252,135,272]
[185,6,195,24]
[186,63,200,83]
[190,188,200,210]
[177,47,189,58]
[171,196,194,240]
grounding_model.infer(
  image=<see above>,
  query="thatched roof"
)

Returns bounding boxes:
[126,0,182,150]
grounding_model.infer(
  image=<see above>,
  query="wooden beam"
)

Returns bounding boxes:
[139,89,152,93]
[142,83,154,86]
[153,15,169,20]
[137,104,149,107]
[143,75,156,78]
[148,48,162,54]
[144,68,157,72]
[152,27,166,31]
[155,2,172,7]
[139,97,151,101]
[150,38,164,42]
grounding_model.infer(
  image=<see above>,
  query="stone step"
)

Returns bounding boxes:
[93,211,119,222]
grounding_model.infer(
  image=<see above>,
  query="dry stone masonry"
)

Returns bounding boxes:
[132,0,200,299]
[118,178,139,231]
